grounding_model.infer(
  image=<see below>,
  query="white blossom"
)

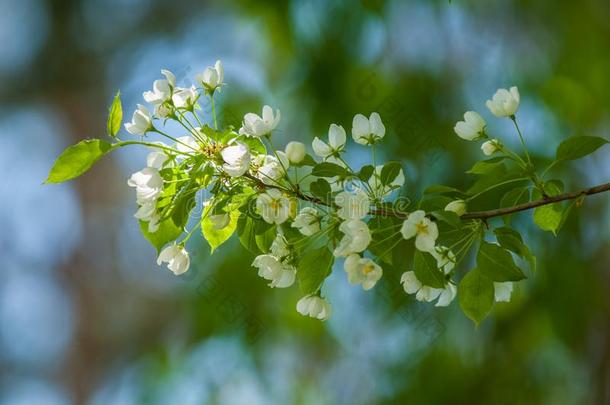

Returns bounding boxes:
[344,254,383,290]
[239,105,281,137]
[146,151,168,169]
[157,244,190,275]
[256,189,292,224]
[127,167,163,205]
[494,282,513,302]
[430,246,456,274]
[312,124,346,158]
[400,210,438,252]
[486,86,520,118]
[143,70,175,105]
[444,199,467,216]
[221,143,251,177]
[270,234,290,259]
[454,111,486,141]
[209,213,230,230]
[333,219,371,257]
[368,165,405,198]
[352,112,385,145]
[400,271,456,307]
[335,189,370,220]
[481,139,502,156]
[257,154,288,185]
[154,103,173,119]
[172,86,198,109]
[285,141,306,164]
[196,60,224,93]
[252,254,296,288]
[175,136,199,154]
[147,212,161,233]
[125,104,153,135]
[296,295,331,320]
[291,207,321,236]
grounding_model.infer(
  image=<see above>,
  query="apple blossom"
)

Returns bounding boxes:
[352,112,385,145]
[221,143,251,177]
[296,295,331,320]
[368,165,405,198]
[252,254,296,288]
[333,219,372,257]
[127,167,163,205]
[196,60,224,94]
[344,254,383,290]
[444,199,467,216]
[431,246,456,274]
[143,70,175,105]
[239,105,281,137]
[146,151,168,169]
[172,86,198,109]
[175,136,199,154]
[481,139,502,156]
[257,154,288,185]
[270,234,290,260]
[486,86,520,118]
[454,111,486,141]
[256,189,292,224]
[157,244,190,275]
[125,104,153,136]
[400,271,456,307]
[291,207,321,236]
[400,210,438,252]
[335,189,370,220]
[285,141,306,164]
[312,124,346,158]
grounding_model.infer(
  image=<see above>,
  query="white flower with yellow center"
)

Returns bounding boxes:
[239,105,281,137]
[333,219,372,257]
[296,295,331,320]
[256,189,291,225]
[344,254,383,290]
[221,143,251,177]
[400,210,438,252]
[335,189,370,220]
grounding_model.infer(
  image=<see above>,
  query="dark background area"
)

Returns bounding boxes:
[1,0,610,403]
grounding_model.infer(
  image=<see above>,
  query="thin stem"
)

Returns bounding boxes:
[154,129,200,153]
[210,94,218,130]
[114,140,193,157]
[511,116,531,165]
[466,177,529,202]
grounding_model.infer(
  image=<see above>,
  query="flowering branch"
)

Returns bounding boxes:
[45,61,610,325]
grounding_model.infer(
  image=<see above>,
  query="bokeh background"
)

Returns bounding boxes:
[2,0,610,403]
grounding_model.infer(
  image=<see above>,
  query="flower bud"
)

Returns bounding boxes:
[481,139,502,156]
[454,111,486,141]
[285,141,306,163]
[486,86,520,118]
[444,200,467,216]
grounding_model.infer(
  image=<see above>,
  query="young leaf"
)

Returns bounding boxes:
[236,215,262,254]
[477,241,526,282]
[292,154,317,167]
[466,157,506,175]
[431,210,462,228]
[201,207,239,253]
[533,180,564,235]
[413,250,446,288]
[310,178,332,203]
[311,162,349,178]
[297,246,334,294]
[379,161,402,185]
[45,139,113,183]
[107,91,122,138]
[493,227,536,272]
[555,135,608,161]
[459,268,494,325]
[139,218,182,253]
[255,225,277,252]
[357,165,375,182]
[423,184,463,195]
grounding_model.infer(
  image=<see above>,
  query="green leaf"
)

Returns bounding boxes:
[107,91,122,138]
[237,135,266,155]
[201,207,240,253]
[533,180,564,235]
[500,187,530,225]
[255,225,277,252]
[357,165,375,181]
[477,241,526,282]
[555,135,608,161]
[431,210,461,228]
[236,215,262,254]
[139,218,183,253]
[494,227,536,272]
[459,268,494,325]
[466,157,506,175]
[379,161,402,185]
[310,178,332,203]
[418,195,453,212]
[413,250,446,288]
[45,139,113,183]
[297,246,334,294]
[292,154,317,167]
[423,184,463,195]
[311,162,349,178]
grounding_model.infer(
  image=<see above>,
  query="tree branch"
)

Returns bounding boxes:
[245,173,610,222]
